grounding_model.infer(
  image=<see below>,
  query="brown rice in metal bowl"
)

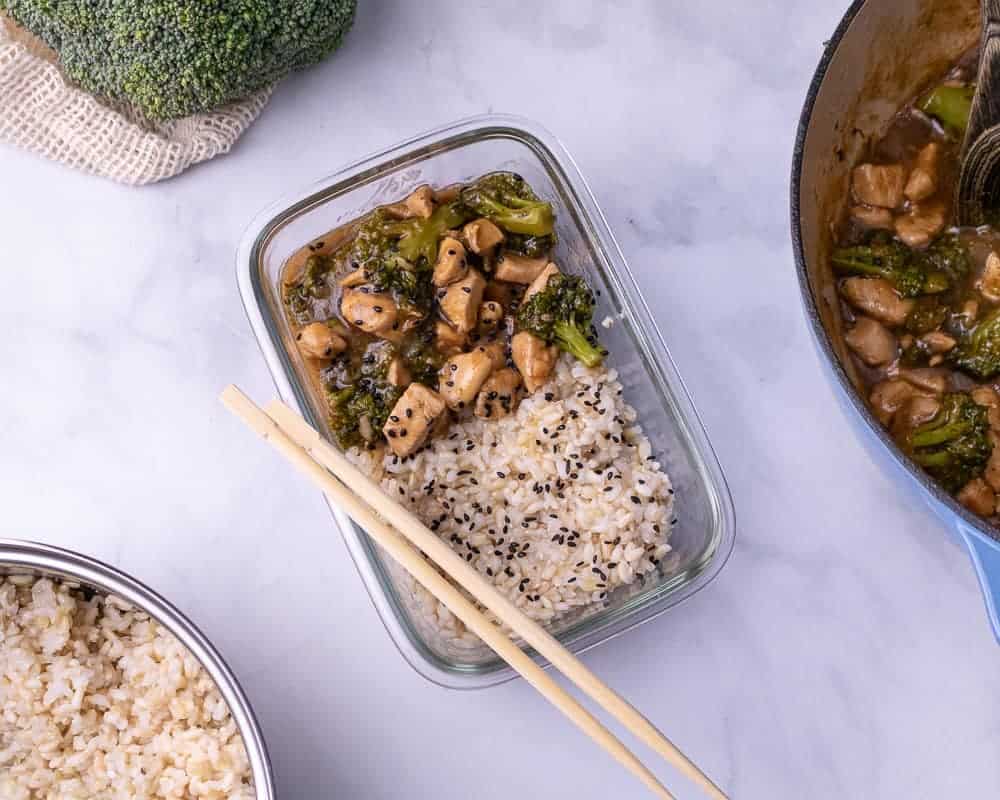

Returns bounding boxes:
[349,355,676,652]
[0,575,254,800]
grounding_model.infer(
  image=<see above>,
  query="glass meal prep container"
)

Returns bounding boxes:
[236,114,735,689]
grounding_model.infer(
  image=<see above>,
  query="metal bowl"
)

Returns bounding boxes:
[791,0,1000,640]
[0,538,276,798]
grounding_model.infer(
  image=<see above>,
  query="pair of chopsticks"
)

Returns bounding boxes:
[221,386,727,800]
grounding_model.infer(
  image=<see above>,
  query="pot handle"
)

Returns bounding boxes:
[959,523,1000,642]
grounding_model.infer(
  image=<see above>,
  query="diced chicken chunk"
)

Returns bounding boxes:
[512,330,558,393]
[979,251,1000,302]
[385,185,435,220]
[851,163,906,209]
[891,395,941,439]
[972,386,1000,432]
[840,277,914,326]
[850,204,894,230]
[893,366,948,394]
[433,237,469,287]
[905,142,940,202]
[894,202,946,248]
[387,357,411,388]
[869,379,926,426]
[523,263,560,303]
[383,383,446,457]
[921,331,956,353]
[475,368,522,419]
[434,320,465,356]
[958,478,996,517]
[296,322,347,361]
[494,252,550,284]
[478,300,504,329]
[339,268,369,288]
[463,219,505,254]
[439,350,494,410]
[478,339,508,370]
[844,316,897,366]
[341,290,398,335]
[433,184,461,204]
[440,268,486,334]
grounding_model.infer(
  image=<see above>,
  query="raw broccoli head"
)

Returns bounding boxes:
[951,309,1000,379]
[1,0,356,120]
[832,234,954,297]
[907,393,993,493]
[461,173,555,237]
[516,273,604,368]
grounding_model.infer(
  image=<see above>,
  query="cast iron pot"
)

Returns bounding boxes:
[792,0,1000,640]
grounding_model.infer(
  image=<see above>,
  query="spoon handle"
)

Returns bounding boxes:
[965,0,1000,154]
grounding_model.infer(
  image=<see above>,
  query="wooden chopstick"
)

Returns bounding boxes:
[221,386,675,800]
[262,398,728,800]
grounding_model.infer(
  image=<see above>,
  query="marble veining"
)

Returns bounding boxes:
[2,2,999,798]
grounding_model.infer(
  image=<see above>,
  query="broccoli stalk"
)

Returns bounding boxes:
[907,393,992,492]
[920,84,975,134]
[461,173,555,236]
[516,273,604,368]
[951,309,1000,379]
[1,1,357,120]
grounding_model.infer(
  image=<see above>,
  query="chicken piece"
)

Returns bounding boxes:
[893,366,948,394]
[383,383,446,458]
[296,322,347,361]
[484,280,516,308]
[434,320,465,356]
[844,316,897,366]
[440,268,486,334]
[972,386,1000,432]
[463,219,505,254]
[433,236,469,287]
[387,357,411,388]
[494,251,550,284]
[385,185,435,220]
[851,163,906,209]
[341,290,398,335]
[958,478,996,517]
[475,368,522,419]
[850,204,894,230]
[478,300,504,329]
[869,379,925,426]
[921,331,956,354]
[476,339,508,370]
[512,330,558,393]
[960,298,980,323]
[894,202,946,248]
[840,277,914,326]
[891,394,941,440]
[523,263,560,303]
[905,142,940,203]
[339,268,369,288]
[439,350,494,410]
[979,251,1000,303]
[433,184,461,204]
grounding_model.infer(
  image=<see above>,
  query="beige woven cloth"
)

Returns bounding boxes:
[0,14,271,185]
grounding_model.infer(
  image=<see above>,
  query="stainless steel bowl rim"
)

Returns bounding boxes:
[0,538,276,799]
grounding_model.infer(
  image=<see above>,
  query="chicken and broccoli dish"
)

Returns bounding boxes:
[835,56,1000,520]
[282,173,605,458]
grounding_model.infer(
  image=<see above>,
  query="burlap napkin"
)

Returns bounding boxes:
[0,14,272,185]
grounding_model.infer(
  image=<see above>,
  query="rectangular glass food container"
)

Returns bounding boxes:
[236,114,735,689]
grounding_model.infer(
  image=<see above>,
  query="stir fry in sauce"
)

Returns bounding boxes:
[834,54,1000,521]
[282,173,606,457]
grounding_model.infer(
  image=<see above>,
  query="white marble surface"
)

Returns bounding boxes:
[3,2,999,798]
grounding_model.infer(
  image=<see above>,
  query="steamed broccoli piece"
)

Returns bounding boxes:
[285,254,333,322]
[504,232,555,258]
[327,341,401,448]
[907,393,992,492]
[951,309,1000,379]
[921,233,971,282]
[920,84,975,134]
[382,202,470,267]
[461,173,555,237]
[516,273,604,368]
[832,236,950,297]
[905,298,949,335]
[1,1,357,121]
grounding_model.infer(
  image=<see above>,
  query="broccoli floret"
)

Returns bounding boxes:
[504,232,556,259]
[461,173,555,237]
[326,340,401,448]
[1,1,356,120]
[906,393,992,492]
[832,235,950,297]
[920,83,975,134]
[285,254,333,322]
[516,273,604,368]
[921,233,971,282]
[951,309,1000,379]
[383,202,471,266]
[905,297,949,335]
